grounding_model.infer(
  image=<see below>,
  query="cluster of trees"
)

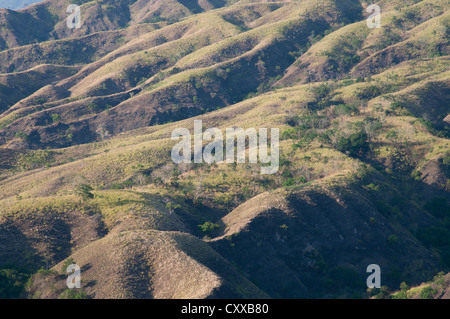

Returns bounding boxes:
[0,267,30,299]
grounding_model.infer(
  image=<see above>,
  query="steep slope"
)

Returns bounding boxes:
[276,0,449,85]
[0,0,241,52]
[211,186,442,298]
[0,1,43,10]
[28,230,268,299]
[388,272,450,299]
[0,0,364,149]
[0,64,80,112]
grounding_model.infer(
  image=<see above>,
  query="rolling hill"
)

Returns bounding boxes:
[0,1,43,10]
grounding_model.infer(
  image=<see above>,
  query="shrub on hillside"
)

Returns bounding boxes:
[0,267,30,299]
[419,286,437,299]
[335,131,369,157]
[198,222,220,236]
[75,184,94,201]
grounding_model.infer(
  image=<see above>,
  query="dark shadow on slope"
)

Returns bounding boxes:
[171,232,270,298]
[0,223,44,271]
[209,171,450,298]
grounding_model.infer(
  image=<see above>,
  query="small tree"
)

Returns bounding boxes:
[335,131,369,157]
[15,131,29,142]
[51,113,61,123]
[400,282,409,291]
[374,286,391,299]
[165,202,181,214]
[393,282,409,299]
[62,258,75,273]
[420,286,437,299]
[76,184,94,201]
[198,222,220,236]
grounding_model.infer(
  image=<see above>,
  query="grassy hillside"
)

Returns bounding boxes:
[0,0,449,299]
